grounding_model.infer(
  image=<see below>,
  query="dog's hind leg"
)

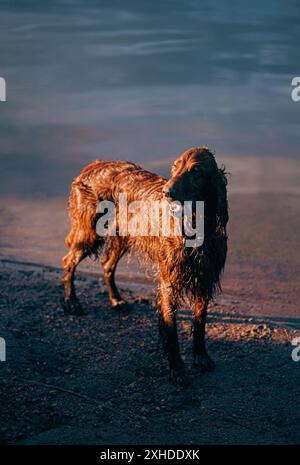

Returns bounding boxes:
[62,221,102,315]
[62,181,100,315]
[62,242,88,315]
[101,237,129,310]
[192,295,215,372]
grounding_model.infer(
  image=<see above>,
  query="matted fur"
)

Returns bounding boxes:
[62,146,229,384]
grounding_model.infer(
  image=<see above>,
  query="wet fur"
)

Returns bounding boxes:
[62,147,229,385]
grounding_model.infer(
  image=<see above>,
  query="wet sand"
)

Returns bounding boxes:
[1,188,299,325]
[0,159,300,444]
[0,265,299,444]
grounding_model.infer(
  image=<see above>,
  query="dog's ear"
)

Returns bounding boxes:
[211,166,229,231]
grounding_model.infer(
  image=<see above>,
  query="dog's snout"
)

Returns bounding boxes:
[163,186,176,198]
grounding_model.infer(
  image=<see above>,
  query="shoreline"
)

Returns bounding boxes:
[1,257,299,330]
[1,189,300,328]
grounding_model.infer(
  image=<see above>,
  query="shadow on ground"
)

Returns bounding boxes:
[0,267,299,444]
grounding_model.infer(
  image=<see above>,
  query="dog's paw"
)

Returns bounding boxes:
[193,351,216,373]
[170,367,191,387]
[111,299,131,312]
[61,297,86,316]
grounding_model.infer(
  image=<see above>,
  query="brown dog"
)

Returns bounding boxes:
[62,147,228,385]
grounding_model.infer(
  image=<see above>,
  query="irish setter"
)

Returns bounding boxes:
[62,147,228,385]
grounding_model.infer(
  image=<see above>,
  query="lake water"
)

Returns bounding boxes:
[0,0,300,197]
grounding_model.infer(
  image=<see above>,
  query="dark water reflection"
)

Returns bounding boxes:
[0,0,300,196]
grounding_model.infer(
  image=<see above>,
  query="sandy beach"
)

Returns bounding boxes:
[0,262,299,445]
[0,158,300,444]
[1,155,300,324]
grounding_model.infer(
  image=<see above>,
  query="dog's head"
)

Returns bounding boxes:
[163,146,229,230]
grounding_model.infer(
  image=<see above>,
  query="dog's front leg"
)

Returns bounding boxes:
[193,295,215,373]
[158,279,190,386]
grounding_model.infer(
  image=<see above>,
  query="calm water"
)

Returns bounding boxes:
[0,0,300,196]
